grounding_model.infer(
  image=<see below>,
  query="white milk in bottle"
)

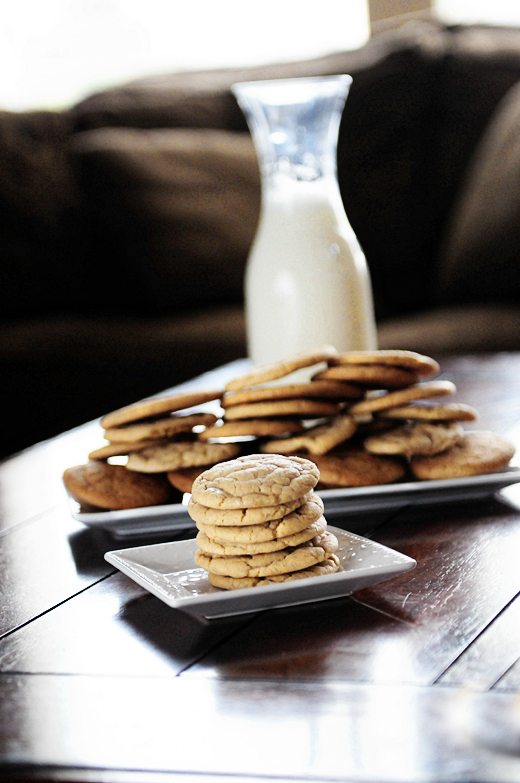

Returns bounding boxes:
[232,75,377,366]
[246,178,376,365]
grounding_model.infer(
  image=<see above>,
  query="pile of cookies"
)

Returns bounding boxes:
[189,454,341,589]
[63,388,237,511]
[62,348,516,512]
[212,348,515,485]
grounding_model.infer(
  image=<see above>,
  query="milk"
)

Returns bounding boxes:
[245,178,377,366]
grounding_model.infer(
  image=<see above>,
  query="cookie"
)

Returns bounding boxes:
[191,453,320,509]
[349,381,456,416]
[166,466,206,493]
[380,402,478,422]
[88,439,166,460]
[260,414,357,456]
[410,431,515,480]
[187,492,312,526]
[223,399,341,421]
[62,461,172,510]
[314,364,419,388]
[196,518,327,556]
[194,497,324,543]
[103,413,217,444]
[101,389,222,428]
[198,418,305,440]
[221,379,363,407]
[207,553,341,589]
[353,416,397,435]
[126,440,240,472]
[196,530,339,579]
[307,448,406,487]
[328,350,440,376]
[364,421,464,457]
[224,348,338,392]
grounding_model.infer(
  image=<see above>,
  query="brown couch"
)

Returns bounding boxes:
[2,19,520,458]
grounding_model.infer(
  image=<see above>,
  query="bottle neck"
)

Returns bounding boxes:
[263,152,339,185]
[232,74,351,187]
[262,169,344,213]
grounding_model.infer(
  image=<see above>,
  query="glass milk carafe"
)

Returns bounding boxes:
[232,75,377,366]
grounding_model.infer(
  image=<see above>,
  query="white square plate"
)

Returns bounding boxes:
[104,526,416,619]
[74,467,520,539]
[69,494,193,538]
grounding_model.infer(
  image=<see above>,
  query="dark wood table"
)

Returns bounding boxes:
[1,353,520,783]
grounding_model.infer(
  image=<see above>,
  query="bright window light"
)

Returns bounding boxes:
[0,0,369,111]
[434,0,520,26]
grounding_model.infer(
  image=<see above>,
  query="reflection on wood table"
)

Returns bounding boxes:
[1,353,520,783]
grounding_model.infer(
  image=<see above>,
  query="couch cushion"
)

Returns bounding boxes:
[378,304,520,354]
[72,128,260,313]
[71,21,448,320]
[337,31,443,320]
[432,25,520,237]
[437,79,520,306]
[1,305,246,457]
[70,22,445,133]
[0,111,96,319]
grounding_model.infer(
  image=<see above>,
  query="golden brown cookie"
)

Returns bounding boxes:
[62,461,172,510]
[314,364,419,388]
[364,421,464,457]
[196,530,338,579]
[196,519,327,556]
[166,466,207,493]
[224,348,338,392]
[260,414,357,456]
[187,492,312,527]
[100,389,222,429]
[207,553,341,589]
[328,350,440,376]
[380,402,478,422]
[198,418,305,440]
[88,439,166,460]
[353,416,397,435]
[221,379,362,407]
[410,431,516,480]
[223,399,341,421]
[103,413,217,444]
[349,381,456,416]
[307,448,406,487]
[126,440,240,473]
[191,453,320,509]
[195,497,324,543]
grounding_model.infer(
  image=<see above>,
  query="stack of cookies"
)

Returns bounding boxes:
[63,348,516,512]
[310,350,515,482]
[211,349,515,485]
[63,388,239,511]
[98,388,239,477]
[202,348,363,454]
[188,454,341,590]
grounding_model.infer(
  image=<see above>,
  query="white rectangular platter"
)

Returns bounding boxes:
[104,526,416,620]
[72,467,520,539]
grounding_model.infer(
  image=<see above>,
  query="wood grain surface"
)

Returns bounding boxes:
[0,353,519,783]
